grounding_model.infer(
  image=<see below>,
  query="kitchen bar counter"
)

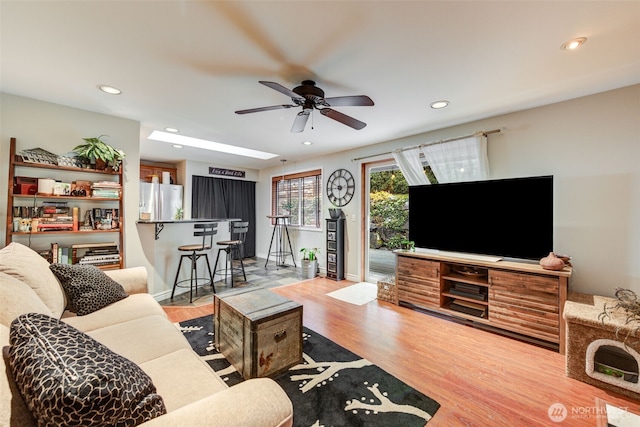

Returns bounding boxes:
[137,218,240,240]
[136,218,240,297]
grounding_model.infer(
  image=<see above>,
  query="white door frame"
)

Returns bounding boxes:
[360,158,397,283]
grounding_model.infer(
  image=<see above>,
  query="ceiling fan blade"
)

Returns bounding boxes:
[291,109,311,133]
[322,95,374,107]
[259,81,306,101]
[319,108,367,130]
[235,104,295,114]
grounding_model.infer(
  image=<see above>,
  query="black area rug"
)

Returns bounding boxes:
[177,316,440,426]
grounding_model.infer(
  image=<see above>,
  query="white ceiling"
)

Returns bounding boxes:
[2,1,639,170]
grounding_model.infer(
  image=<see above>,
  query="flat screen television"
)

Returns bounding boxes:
[408,175,553,261]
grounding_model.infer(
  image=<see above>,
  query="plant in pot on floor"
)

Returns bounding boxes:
[300,247,320,279]
[73,135,126,171]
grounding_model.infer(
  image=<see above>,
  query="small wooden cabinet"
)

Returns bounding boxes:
[140,164,177,184]
[395,251,571,353]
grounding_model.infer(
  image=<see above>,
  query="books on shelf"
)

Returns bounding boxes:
[92,181,121,199]
[78,258,121,266]
[48,242,120,267]
[91,189,120,199]
[92,181,121,188]
[70,242,118,249]
[37,223,74,231]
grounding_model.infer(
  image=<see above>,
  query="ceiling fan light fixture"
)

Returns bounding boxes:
[430,100,449,109]
[97,84,121,95]
[561,37,587,51]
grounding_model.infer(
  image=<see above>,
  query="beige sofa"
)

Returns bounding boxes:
[1,242,293,427]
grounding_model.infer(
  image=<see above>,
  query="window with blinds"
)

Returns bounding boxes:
[271,169,322,228]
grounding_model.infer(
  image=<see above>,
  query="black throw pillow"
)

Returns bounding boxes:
[49,263,128,315]
[9,313,166,426]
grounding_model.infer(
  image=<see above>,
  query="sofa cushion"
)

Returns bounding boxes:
[139,348,228,412]
[0,272,53,327]
[8,313,166,427]
[49,263,128,315]
[85,315,191,365]
[0,242,66,318]
[63,293,167,332]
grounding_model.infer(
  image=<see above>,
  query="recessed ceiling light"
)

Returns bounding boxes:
[148,130,278,160]
[165,127,179,133]
[172,144,183,149]
[430,100,449,109]
[561,37,587,51]
[302,141,313,146]
[97,85,121,95]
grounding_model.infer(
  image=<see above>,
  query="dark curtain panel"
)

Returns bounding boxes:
[191,176,256,257]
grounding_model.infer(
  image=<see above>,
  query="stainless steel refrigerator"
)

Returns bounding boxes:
[139,183,183,221]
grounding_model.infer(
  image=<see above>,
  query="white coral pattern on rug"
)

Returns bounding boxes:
[289,352,374,393]
[345,382,432,422]
[289,333,432,423]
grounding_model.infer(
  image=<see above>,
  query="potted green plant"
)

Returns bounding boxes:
[400,239,415,252]
[73,135,126,171]
[300,247,320,279]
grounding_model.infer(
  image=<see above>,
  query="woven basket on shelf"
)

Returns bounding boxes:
[377,276,398,304]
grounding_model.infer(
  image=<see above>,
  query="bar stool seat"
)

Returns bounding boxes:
[171,222,217,303]
[213,221,248,287]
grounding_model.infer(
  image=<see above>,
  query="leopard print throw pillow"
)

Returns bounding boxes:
[9,313,166,426]
[49,263,128,315]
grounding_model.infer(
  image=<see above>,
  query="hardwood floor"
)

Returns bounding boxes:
[164,278,640,426]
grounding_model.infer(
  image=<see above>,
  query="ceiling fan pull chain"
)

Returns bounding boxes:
[311,109,315,130]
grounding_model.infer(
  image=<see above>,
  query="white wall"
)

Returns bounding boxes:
[256,84,640,296]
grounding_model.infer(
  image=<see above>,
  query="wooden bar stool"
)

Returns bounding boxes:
[171,222,217,303]
[213,221,248,288]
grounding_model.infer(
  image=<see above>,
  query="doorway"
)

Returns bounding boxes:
[363,159,407,283]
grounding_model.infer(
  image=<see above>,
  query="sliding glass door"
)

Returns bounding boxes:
[364,159,407,283]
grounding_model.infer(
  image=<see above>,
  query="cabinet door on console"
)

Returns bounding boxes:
[396,256,440,308]
[489,270,560,344]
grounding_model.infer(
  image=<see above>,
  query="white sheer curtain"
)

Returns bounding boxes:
[421,134,489,183]
[392,147,430,186]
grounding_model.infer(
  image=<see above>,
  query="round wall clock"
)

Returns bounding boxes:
[326,168,355,207]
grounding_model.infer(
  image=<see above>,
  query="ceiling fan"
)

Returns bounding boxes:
[235,80,374,132]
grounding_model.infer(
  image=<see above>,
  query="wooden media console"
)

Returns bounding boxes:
[395,250,572,353]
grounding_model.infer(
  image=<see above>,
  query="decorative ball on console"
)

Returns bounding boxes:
[540,252,568,271]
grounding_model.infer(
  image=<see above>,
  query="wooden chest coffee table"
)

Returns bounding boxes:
[214,286,303,379]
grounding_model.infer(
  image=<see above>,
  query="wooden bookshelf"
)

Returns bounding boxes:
[5,137,124,269]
